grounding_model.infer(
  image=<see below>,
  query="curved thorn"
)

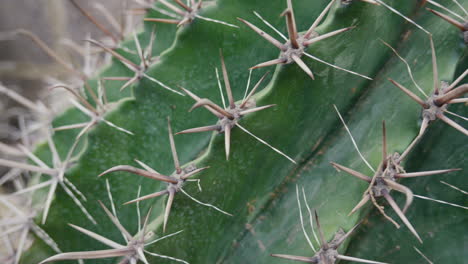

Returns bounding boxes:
[382,190,422,243]
[434,84,468,106]
[383,179,413,214]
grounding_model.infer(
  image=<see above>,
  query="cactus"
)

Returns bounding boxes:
[0,0,466,263]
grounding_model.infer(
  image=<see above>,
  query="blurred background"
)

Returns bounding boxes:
[0,1,144,260]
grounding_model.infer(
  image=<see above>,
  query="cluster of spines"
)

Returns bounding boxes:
[0,0,466,263]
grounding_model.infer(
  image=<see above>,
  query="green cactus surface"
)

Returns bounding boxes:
[9,0,467,263]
